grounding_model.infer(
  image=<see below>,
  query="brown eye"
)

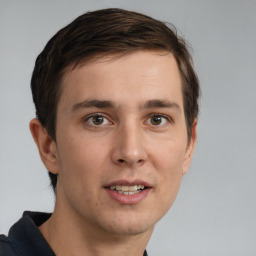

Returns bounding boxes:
[146,114,168,126]
[151,116,162,125]
[92,116,104,125]
[86,115,110,126]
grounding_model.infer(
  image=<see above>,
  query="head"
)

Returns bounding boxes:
[30,8,200,238]
[31,8,199,193]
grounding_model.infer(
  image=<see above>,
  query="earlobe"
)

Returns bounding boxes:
[182,119,197,175]
[29,118,59,174]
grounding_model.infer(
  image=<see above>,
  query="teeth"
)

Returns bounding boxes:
[140,185,145,190]
[129,185,137,191]
[122,186,128,192]
[109,185,145,193]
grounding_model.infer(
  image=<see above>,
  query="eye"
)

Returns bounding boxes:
[86,114,111,126]
[146,114,169,126]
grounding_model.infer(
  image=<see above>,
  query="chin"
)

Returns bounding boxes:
[100,213,156,236]
[106,223,154,236]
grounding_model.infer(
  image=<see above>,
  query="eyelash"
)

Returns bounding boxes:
[84,113,112,127]
[83,113,173,128]
[146,113,172,126]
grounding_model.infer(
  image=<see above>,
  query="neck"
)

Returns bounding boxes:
[39,201,153,256]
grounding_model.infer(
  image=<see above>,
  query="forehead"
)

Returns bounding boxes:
[58,51,183,111]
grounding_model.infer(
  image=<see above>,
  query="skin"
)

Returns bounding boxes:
[30,51,197,256]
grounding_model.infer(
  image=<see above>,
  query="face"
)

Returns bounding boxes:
[48,51,196,236]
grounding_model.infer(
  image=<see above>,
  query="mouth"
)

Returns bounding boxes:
[104,180,152,204]
[106,184,147,195]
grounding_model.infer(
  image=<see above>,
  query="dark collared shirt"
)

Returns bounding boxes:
[0,211,148,256]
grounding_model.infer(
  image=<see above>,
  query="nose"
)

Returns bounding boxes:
[111,123,148,167]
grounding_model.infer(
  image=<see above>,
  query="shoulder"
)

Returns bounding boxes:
[1,211,55,256]
[0,234,18,256]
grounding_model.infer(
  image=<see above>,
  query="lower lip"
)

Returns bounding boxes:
[105,188,151,205]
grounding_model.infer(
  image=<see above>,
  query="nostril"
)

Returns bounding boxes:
[117,158,144,164]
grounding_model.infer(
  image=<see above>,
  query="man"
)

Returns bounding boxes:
[0,8,199,256]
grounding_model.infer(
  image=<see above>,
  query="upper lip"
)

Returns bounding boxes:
[104,179,152,188]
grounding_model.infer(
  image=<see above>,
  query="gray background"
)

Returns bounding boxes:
[0,0,256,255]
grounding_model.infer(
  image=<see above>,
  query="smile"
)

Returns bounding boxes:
[109,185,145,195]
[104,180,152,204]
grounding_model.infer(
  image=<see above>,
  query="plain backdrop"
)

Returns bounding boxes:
[0,1,256,255]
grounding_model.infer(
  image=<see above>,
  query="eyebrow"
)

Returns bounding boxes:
[72,99,115,111]
[140,99,181,112]
[72,99,181,112]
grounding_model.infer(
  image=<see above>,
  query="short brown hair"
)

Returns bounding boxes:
[31,8,200,190]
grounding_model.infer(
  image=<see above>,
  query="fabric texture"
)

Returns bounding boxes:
[0,211,148,256]
[0,211,55,256]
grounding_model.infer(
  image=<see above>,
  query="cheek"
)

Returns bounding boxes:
[55,135,109,213]
[150,138,187,203]
[56,134,108,188]
[151,136,187,174]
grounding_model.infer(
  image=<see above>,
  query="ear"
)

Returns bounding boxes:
[29,118,59,174]
[182,119,197,175]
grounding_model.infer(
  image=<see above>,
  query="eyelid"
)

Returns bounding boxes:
[83,113,113,126]
[146,113,173,126]
[83,112,173,127]
[150,113,173,122]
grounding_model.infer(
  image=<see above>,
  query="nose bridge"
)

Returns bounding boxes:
[112,118,147,166]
